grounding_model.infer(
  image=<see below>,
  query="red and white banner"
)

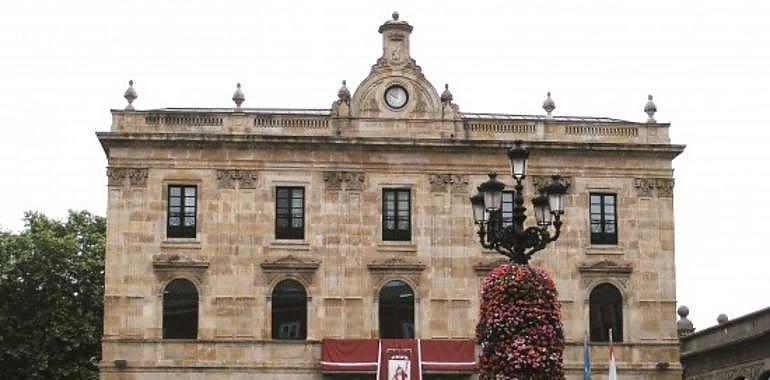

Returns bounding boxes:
[320,338,476,376]
[377,339,420,380]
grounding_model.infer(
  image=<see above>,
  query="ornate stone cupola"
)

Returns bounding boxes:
[377,12,416,69]
[349,12,449,121]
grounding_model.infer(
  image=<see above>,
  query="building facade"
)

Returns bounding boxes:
[98,14,684,379]
[678,307,770,380]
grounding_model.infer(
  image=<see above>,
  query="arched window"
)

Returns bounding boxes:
[379,280,415,338]
[163,279,198,339]
[589,283,623,342]
[272,279,307,340]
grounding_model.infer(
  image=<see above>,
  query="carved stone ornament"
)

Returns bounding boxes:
[323,171,365,191]
[633,178,655,197]
[216,169,258,189]
[633,177,674,198]
[367,256,426,289]
[688,361,765,380]
[530,175,572,194]
[428,174,469,193]
[655,178,674,197]
[107,167,148,187]
[473,258,508,276]
[367,256,426,273]
[152,254,209,284]
[578,260,633,289]
[260,255,321,287]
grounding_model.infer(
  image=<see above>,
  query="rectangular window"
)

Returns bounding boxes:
[590,193,617,245]
[167,185,197,238]
[276,187,305,239]
[501,191,514,227]
[382,189,411,241]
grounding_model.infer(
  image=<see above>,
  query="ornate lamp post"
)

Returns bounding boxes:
[472,140,568,379]
[470,140,567,263]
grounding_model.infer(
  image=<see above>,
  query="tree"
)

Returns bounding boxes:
[0,211,105,380]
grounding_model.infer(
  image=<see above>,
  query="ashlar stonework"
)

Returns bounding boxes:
[98,13,684,380]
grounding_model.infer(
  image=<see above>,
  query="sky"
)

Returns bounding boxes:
[1,0,769,332]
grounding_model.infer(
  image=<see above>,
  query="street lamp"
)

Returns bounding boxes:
[470,140,567,264]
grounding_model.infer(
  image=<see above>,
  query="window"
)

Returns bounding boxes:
[590,193,617,245]
[501,191,514,227]
[589,283,623,342]
[382,189,411,241]
[276,187,304,239]
[271,280,307,340]
[163,279,198,339]
[379,280,415,338]
[167,185,197,238]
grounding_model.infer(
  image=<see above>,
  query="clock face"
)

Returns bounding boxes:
[384,85,408,109]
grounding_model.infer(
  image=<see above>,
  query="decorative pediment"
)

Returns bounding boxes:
[368,256,426,291]
[578,260,632,275]
[473,258,508,276]
[578,260,632,289]
[260,254,321,272]
[152,254,209,283]
[260,255,321,287]
[367,256,426,273]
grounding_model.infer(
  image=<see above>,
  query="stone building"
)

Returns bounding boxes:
[97,13,684,379]
[678,306,770,380]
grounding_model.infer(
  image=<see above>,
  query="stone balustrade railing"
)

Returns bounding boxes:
[110,109,670,144]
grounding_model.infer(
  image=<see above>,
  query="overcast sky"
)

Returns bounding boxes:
[1,0,769,331]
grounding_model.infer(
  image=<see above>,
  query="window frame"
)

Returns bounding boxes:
[167,184,198,239]
[382,188,411,241]
[275,186,305,240]
[378,280,415,339]
[162,278,199,339]
[271,279,308,340]
[589,283,623,342]
[589,192,618,245]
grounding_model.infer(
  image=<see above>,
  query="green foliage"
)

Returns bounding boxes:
[0,211,105,380]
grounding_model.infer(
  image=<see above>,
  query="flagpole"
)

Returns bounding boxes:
[583,331,591,380]
[608,328,617,380]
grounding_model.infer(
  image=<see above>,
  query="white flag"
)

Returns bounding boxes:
[608,329,617,380]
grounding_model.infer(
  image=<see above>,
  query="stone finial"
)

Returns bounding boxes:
[644,94,657,123]
[676,305,695,337]
[337,80,350,103]
[392,11,399,20]
[440,84,453,104]
[232,83,245,111]
[123,80,137,111]
[542,91,555,119]
[717,313,728,325]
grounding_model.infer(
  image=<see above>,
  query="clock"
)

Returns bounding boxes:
[384,85,408,109]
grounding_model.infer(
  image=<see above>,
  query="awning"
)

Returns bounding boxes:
[320,338,477,374]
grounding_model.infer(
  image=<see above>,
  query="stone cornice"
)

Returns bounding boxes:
[96,132,685,159]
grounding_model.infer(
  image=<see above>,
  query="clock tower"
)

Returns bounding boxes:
[338,12,458,126]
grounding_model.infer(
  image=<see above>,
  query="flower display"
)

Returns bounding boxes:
[476,262,565,379]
